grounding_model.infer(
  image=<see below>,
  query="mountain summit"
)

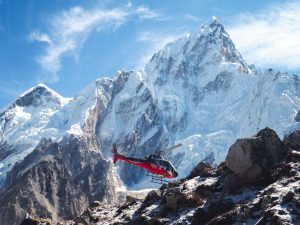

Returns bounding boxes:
[146,16,251,86]
[15,83,67,107]
[0,83,71,186]
[0,18,300,224]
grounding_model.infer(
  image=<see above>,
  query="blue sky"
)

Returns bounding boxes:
[0,0,300,108]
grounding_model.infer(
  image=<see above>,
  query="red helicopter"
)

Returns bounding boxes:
[112,143,182,183]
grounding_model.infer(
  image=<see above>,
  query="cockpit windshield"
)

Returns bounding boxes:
[148,156,178,177]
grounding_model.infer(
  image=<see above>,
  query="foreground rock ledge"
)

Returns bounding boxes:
[59,128,300,225]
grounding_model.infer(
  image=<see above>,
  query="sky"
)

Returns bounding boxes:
[0,0,300,108]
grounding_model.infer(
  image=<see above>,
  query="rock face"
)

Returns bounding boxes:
[0,135,118,225]
[67,128,300,225]
[2,17,300,189]
[187,161,215,179]
[1,17,300,225]
[14,84,63,107]
[19,217,52,225]
[284,129,300,151]
[0,84,70,186]
[225,127,287,182]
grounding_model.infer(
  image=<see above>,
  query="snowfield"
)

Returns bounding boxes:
[1,17,300,188]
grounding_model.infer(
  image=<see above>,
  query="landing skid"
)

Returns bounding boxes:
[146,171,168,184]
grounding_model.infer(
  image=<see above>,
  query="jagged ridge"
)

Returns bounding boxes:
[0,17,300,225]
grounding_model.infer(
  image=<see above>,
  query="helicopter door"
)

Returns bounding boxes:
[161,160,170,171]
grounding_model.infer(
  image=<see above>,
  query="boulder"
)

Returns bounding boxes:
[205,199,235,223]
[20,217,52,225]
[163,186,201,212]
[281,191,295,204]
[89,201,101,209]
[137,190,161,214]
[144,190,161,202]
[286,150,300,162]
[222,172,241,194]
[225,128,287,182]
[191,207,206,225]
[20,219,40,225]
[74,217,89,225]
[163,187,187,212]
[283,130,300,151]
[187,162,215,179]
[160,180,182,190]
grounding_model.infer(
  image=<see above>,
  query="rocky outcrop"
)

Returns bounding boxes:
[0,135,117,225]
[187,161,216,179]
[20,217,54,225]
[225,127,287,183]
[14,84,63,107]
[2,16,300,194]
[68,128,300,225]
[284,129,300,151]
[3,16,300,225]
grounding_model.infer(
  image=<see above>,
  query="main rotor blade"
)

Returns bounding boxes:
[158,143,182,154]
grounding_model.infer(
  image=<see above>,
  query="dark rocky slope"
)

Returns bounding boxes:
[0,135,118,225]
[68,128,300,225]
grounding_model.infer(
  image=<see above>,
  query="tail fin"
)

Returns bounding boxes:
[113,144,118,164]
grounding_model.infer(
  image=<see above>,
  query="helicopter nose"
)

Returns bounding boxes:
[173,170,178,177]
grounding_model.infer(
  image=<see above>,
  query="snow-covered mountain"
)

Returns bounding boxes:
[96,17,300,183]
[0,84,71,186]
[140,17,300,178]
[0,18,300,223]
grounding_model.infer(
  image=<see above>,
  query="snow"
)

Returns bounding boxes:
[0,84,71,185]
[226,189,258,203]
[169,208,196,225]
[1,18,300,190]
[67,124,83,136]
[146,63,300,178]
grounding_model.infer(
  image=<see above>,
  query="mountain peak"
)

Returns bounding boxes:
[19,83,55,98]
[211,15,218,22]
[209,16,219,26]
[200,16,224,36]
[146,17,251,83]
[15,83,68,107]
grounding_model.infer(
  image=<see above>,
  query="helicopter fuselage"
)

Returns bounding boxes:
[113,152,178,178]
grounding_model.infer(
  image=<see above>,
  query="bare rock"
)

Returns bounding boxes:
[160,180,182,190]
[286,150,300,162]
[282,191,295,204]
[225,127,287,183]
[222,172,241,194]
[20,217,52,225]
[260,195,272,210]
[74,216,89,225]
[283,130,300,151]
[164,190,184,212]
[187,162,215,179]
[0,136,117,225]
[191,207,206,225]
[205,199,235,222]
[137,190,161,214]
[144,190,161,202]
[89,201,101,209]
[163,187,189,212]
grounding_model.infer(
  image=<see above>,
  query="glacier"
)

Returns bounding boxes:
[1,17,300,188]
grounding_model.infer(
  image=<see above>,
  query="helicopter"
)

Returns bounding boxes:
[112,143,182,183]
